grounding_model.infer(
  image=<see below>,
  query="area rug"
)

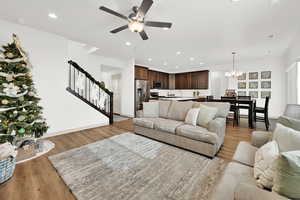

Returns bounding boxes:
[49,133,226,200]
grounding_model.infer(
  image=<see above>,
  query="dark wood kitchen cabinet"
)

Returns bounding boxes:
[175,70,209,89]
[135,66,148,80]
[191,70,209,89]
[148,70,169,89]
[175,73,190,89]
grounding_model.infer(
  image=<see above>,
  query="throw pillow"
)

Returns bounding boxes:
[185,108,200,126]
[143,101,159,118]
[273,123,300,152]
[197,104,218,128]
[254,141,279,189]
[273,151,300,199]
[277,115,300,131]
[167,101,194,121]
[159,101,172,118]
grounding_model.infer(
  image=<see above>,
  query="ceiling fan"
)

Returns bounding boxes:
[99,0,172,40]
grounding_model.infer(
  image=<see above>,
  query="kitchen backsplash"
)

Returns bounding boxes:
[150,89,211,97]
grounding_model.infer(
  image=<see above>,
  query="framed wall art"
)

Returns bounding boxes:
[238,73,246,81]
[238,82,247,89]
[249,82,258,89]
[249,72,258,80]
[249,91,258,99]
[261,91,271,98]
[238,91,247,96]
[261,71,271,79]
[261,81,271,89]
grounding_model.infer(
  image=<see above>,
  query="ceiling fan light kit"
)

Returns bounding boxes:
[99,0,172,40]
[128,21,144,33]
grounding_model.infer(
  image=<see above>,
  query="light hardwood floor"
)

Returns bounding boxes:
[0,119,263,200]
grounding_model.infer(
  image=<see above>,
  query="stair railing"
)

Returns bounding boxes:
[66,60,113,124]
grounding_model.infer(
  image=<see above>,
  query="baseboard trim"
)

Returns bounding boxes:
[43,122,108,138]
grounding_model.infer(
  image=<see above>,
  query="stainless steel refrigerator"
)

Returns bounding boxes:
[135,80,150,116]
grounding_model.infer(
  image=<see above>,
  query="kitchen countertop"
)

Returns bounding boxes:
[158,97,197,101]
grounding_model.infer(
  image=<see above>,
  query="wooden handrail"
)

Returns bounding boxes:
[67,60,114,124]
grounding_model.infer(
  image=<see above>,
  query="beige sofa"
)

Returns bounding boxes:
[212,104,300,200]
[133,101,230,157]
[211,131,288,200]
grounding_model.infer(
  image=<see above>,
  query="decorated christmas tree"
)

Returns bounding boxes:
[0,34,48,144]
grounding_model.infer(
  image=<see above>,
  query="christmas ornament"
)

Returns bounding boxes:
[18,128,26,134]
[28,91,34,96]
[13,111,18,114]
[2,83,20,96]
[5,52,14,58]
[1,99,9,105]
[11,130,16,136]
[18,115,26,121]
[6,74,14,82]
[22,84,28,89]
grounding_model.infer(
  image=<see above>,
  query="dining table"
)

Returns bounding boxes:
[207,99,256,129]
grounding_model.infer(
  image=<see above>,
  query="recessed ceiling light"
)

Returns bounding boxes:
[199,62,205,65]
[231,0,240,2]
[268,34,274,39]
[125,41,131,46]
[87,47,99,54]
[176,51,181,55]
[163,27,170,30]
[190,57,195,61]
[175,66,179,69]
[48,13,58,19]
[148,58,152,62]
[163,62,168,66]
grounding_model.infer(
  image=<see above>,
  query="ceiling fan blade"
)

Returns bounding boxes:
[145,21,172,28]
[110,25,129,33]
[139,30,149,40]
[137,0,153,17]
[99,6,128,21]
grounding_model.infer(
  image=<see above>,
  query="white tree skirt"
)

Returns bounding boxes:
[16,140,55,164]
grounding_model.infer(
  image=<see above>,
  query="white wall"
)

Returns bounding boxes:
[0,19,134,137]
[213,57,286,118]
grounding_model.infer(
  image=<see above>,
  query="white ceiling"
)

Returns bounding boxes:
[1,0,300,71]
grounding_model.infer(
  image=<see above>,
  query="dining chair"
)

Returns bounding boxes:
[237,96,251,118]
[206,95,214,101]
[221,96,239,126]
[254,96,270,130]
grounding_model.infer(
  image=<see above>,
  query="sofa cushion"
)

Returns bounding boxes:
[233,141,258,167]
[159,101,172,118]
[167,101,194,121]
[277,115,300,131]
[273,123,300,152]
[254,141,279,189]
[184,108,200,126]
[211,162,256,200]
[176,124,219,145]
[143,101,159,118]
[273,151,300,199]
[197,104,218,128]
[133,118,159,129]
[193,102,230,118]
[154,118,184,134]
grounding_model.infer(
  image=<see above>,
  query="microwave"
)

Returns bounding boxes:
[153,81,161,89]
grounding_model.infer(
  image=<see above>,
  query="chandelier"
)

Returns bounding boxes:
[225,52,243,78]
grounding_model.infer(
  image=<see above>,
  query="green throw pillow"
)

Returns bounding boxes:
[273,151,300,199]
[278,116,300,132]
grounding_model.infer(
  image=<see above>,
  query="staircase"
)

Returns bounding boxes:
[66,60,114,124]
